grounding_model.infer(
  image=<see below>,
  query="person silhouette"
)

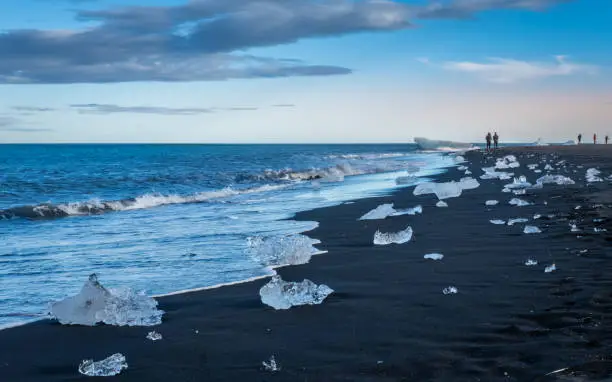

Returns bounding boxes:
[577,133,582,144]
[594,133,597,144]
[486,132,492,152]
[606,135,609,145]
[493,132,499,149]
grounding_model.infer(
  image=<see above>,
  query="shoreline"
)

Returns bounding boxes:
[1,145,611,381]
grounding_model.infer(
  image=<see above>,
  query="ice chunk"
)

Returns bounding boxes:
[373,226,413,245]
[146,331,162,341]
[424,253,444,260]
[508,218,528,226]
[490,219,506,225]
[544,164,554,171]
[436,201,448,208]
[534,169,542,173]
[545,264,556,273]
[414,182,463,200]
[509,198,531,207]
[586,168,603,183]
[533,214,542,220]
[504,176,532,190]
[481,167,514,180]
[594,227,607,232]
[359,203,396,220]
[485,200,499,206]
[513,189,526,195]
[78,353,128,377]
[454,155,466,163]
[259,275,333,310]
[464,170,472,175]
[536,175,575,185]
[50,274,163,327]
[246,234,322,266]
[495,156,520,169]
[262,355,281,372]
[391,205,423,216]
[527,164,539,170]
[502,187,511,193]
[523,225,541,234]
[570,224,580,232]
[525,259,538,266]
[457,165,468,171]
[459,177,480,190]
[442,286,458,295]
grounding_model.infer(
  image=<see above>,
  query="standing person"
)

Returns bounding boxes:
[594,133,597,144]
[578,133,582,144]
[606,135,609,144]
[493,132,499,150]
[486,132,492,152]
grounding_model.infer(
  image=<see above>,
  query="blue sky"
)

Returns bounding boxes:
[0,0,610,143]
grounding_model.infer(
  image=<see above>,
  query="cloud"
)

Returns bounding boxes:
[70,104,216,115]
[272,104,295,108]
[0,116,51,132]
[440,56,596,83]
[416,0,573,19]
[12,106,55,112]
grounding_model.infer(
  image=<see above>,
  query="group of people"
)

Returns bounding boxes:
[577,133,609,145]
[485,132,499,151]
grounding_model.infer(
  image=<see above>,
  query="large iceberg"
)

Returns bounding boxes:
[49,274,163,326]
[373,226,413,245]
[246,234,322,267]
[259,275,333,310]
[78,353,128,377]
[359,203,396,220]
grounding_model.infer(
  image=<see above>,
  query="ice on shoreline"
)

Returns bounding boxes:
[443,286,458,295]
[485,200,499,206]
[359,203,396,220]
[509,198,531,207]
[490,219,506,225]
[374,226,413,245]
[424,253,444,260]
[436,201,448,208]
[49,274,163,327]
[146,331,162,341]
[508,218,529,226]
[259,275,333,310]
[262,355,281,372]
[536,175,575,186]
[246,234,322,267]
[523,225,542,234]
[78,353,128,377]
[525,259,538,266]
[586,168,603,183]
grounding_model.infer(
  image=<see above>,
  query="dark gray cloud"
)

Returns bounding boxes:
[70,103,215,115]
[0,0,572,84]
[272,104,295,108]
[12,106,56,112]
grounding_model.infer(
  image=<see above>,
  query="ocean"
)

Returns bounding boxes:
[0,144,456,327]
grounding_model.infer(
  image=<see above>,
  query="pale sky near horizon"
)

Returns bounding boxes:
[0,0,610,143]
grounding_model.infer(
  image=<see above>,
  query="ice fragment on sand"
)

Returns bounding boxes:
[458,165,468,171]
[527,164,539,170]
[523,225,541,234]
[495,156,520,169]
[481,167,514,180]
[443,286,458,295]
[509,198,531,207]
[586,168,603,183]
[78,353,127,377]
[544,164,554,171]
[525,259,538,266]
[533,214,542,220]
[424,253,444,260]
[508,218,528,226]
[436,201,448,208]
[359,203,396,220]
[570,224,580,232]
[594,227,607,232]
[259,275,333,310]
[513,189,526,195]
[50,274,163,326]
[454,155,466,163]
[373,226,413,245]
[490,219,506,225]
[246,234,322,266]
[146,331,162,341]
[545,264,556,273]
[464,170,472,175]
[458,177,480,190]
[504,176,532,190]
[485,200,499,206]
[536,175,575,185]
[262,355,280,372]
[414,182,463,200]
[391,205,423,216]
[534,169,542,173]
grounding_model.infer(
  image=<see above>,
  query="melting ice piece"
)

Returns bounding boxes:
[534,169,542,173]
[414,182,463,200]
[513,189,526,195]
[586,168,603,183]
[536,175,575,185]
[391,205,423,216]
[490,219,506,225]
[442,286,458,295]
[436,201,448,208]
[424,253,444,260]
[494,155,520,170]
[262,355,280,372]
[504,176,532,190]
[359,203,396,220]
[459,177,480,190]
[78,353,128,377]
[533,214,542,220]
[457,165,468,171]
[570,224,580,232]
[594,227,607,232]
[485,200,499,206]
[509,198,531,207]
[246,234,322,266]
[50,274,164,327]
[464,170,472,175]
[481,167,514,180]
[508,218,529,226]
[454,155,466,163]
[525,259,538,266]
[146,331,162,341]
[259,275,334,310]
[544,264,556,273]
[544,164,554,171]
[527,164,539,170]
[373,226,413,245]
[523,225,542,234]
[502,188,511,193]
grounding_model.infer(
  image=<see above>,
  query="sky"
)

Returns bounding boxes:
[0,0,610,143]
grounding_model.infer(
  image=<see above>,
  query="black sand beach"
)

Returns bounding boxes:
[1,146,611,382]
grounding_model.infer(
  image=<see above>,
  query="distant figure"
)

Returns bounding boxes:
[577,133,582,144]
[606,135,609,144]
[594,133,597,144]
[493,132,499,149]
[486,132,492,152]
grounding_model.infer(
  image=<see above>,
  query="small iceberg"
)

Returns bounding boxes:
[490,219,506,225]
[443,286,458,295]
[436,201,448,208]
[586,168,603,183]
[259,275,334,310]
[523,225,541,234]
[485,200,499,206]
[424,253,444,260]
[146,331,162,341]
[359,203,396,220]
[50,274,163,327]
[545,264,556,273]
[262,355,281,372]
[246,234,322,267]
[373,226,413,245]
[78,353,128,377]
[509,198,531,207]
[525,259,538,266]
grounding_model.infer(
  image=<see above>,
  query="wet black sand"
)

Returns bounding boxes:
[1,146,611,382]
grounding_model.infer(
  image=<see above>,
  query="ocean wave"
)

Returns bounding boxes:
[0,184,289,221]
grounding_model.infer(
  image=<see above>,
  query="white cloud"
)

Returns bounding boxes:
[441,56,597,83]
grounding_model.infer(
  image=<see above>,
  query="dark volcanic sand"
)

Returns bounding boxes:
[1,146,611,382]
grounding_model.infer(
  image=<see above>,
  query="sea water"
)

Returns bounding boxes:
[0,144,455,326]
